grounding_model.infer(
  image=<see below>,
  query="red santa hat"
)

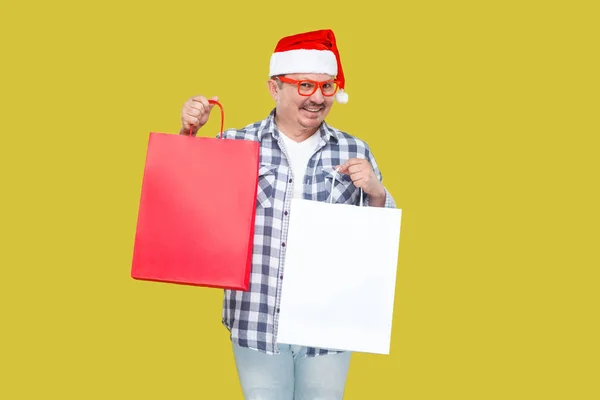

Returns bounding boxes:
[269,29,349,104]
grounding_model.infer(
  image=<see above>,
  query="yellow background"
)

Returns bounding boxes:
[1,0,598,399]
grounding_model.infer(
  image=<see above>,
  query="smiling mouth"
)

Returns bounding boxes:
[301,105,324,112]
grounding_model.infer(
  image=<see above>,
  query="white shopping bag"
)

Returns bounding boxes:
[276,171,402,355]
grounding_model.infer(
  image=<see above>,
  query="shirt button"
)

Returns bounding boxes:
[289,178,293,183]
[279,275,283,280]
[282,242,286,247]
[277,308,280,313]
[284,211,288,216]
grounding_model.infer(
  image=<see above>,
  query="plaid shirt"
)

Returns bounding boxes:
[217,108,396,356]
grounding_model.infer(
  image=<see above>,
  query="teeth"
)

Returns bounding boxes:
[304,108,321,112]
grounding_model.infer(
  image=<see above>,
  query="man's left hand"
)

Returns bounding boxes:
[336,158,386,206]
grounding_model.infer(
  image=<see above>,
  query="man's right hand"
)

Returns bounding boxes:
[180,95,219,135]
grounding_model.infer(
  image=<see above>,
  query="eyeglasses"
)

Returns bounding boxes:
[276,76,339,97]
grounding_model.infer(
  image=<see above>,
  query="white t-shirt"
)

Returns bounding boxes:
[279,131,321,199]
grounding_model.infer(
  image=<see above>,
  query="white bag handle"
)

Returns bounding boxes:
[330,167,364,206]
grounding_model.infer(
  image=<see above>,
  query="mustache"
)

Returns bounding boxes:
[301,102,325,108]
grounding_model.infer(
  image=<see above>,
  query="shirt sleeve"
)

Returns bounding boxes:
[363,146,397,209]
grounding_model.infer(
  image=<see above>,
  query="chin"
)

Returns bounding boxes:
[299,117,323,129]
[299,110,328,126]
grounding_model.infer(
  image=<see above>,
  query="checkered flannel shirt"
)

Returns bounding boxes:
[215,108,396,356]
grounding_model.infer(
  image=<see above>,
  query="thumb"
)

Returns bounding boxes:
[335,162,348,174]
[208,96,219,109]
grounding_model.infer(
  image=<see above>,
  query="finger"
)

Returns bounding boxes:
[199,95,219,112]
[182,120,193,133]
[185,104,203,119]
[200,97,211,112]
[208,95,219,109]
[183,115,200,129]
[350,176,366,188]
[345,158,365,166]
[349,172,366,183]
[333,163,346,174]
[187,101,206,116]
[336,160,354,174]
[337,158,365,173]
[348,165,364,175]
[191,95,214,108]
[190,97,210,114]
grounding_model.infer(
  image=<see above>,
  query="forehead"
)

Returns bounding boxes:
[286,73,335,81]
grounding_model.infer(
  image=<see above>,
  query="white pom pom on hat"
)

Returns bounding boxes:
[335,89,348,104]
[269,29,349,104]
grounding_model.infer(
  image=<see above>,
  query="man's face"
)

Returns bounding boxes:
[269,73,336,132]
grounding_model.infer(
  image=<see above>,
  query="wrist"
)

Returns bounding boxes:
[367,185,386,206]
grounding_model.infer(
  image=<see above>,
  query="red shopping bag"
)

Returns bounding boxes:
[131,101,259,290]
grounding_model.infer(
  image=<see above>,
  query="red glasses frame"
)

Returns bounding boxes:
[276,76,339,97]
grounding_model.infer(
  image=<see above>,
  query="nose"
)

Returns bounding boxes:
[309,87,325,103]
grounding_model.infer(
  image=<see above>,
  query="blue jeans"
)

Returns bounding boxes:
[232,342,352,400]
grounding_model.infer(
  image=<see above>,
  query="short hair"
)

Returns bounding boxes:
[271,75,284,89]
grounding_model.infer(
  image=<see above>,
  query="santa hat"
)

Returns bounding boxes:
[269,29,349,104]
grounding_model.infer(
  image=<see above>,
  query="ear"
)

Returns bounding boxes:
[267,79,279,101]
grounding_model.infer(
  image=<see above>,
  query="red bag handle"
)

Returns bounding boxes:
[188,99,225,139]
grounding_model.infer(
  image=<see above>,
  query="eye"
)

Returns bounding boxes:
[300,82,314,89]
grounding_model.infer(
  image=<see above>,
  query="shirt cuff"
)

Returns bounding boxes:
[364,187,396,208]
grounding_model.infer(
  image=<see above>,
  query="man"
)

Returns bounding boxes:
[179,29,396,400]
